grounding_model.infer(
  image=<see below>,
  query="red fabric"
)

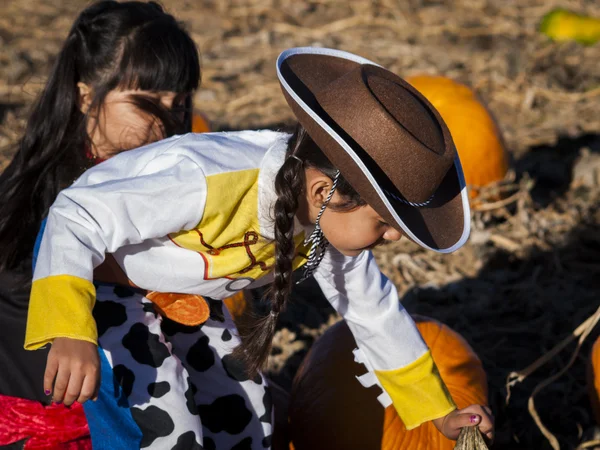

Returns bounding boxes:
[0,394,91,449]
[84,148,107,166]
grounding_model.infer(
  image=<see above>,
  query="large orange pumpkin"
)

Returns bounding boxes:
[289,315,488,450]
[406,75,509,197]
[587,335,600,424]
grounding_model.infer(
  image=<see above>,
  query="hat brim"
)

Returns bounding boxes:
[277,47,470,253]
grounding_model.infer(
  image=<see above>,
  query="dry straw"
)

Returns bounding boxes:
[454,426,489,450]
[506,306,600,449]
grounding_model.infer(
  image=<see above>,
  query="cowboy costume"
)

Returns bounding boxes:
[26,47,470,447]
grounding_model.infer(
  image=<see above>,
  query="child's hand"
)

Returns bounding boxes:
[44,337,100,406]
[433,404,494,442]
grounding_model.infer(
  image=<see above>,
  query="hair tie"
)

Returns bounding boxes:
[288,154,303,164]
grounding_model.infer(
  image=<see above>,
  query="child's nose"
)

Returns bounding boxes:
[383,227,403,242]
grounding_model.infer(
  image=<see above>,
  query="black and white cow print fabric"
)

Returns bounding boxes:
[92,284,274,449]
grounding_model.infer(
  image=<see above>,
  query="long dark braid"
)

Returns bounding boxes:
[232,128,306,377]
[234,125,365,376]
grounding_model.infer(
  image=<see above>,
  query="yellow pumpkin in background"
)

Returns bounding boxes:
[289,316,488,450]
[406,75,509,198]
[539,9,600,45]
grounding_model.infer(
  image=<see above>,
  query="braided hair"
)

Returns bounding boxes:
[233,124,366,376]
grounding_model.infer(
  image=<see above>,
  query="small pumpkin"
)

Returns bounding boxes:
[587,334,600,424]
[192,112,211,133]
[405,75,509,198]
[289,315,488,450]
[539,8,600,46]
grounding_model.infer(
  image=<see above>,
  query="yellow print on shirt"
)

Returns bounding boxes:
[168,169,308,282]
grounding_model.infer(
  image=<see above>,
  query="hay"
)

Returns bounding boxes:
[455,426,489,450]
[2,0,600,154]
[192,0,600,156]
[1,0,600,448]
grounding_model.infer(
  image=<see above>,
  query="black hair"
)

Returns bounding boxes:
[0,1,200,271]
[233,124,366,376]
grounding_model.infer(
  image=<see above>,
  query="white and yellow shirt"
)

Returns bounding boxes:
[26,130,455,429]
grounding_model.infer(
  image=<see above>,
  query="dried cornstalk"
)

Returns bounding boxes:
[454,426,489,450]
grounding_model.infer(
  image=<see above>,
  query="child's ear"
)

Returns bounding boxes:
[306,168,334,209]
[77,82,93,114]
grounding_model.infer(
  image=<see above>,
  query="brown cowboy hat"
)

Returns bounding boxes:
[276,47,470,253]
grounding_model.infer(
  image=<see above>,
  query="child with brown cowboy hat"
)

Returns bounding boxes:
[26,47,493,448]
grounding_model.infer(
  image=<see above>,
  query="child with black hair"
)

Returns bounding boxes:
[0,1,210,447]
[26,47,494,448]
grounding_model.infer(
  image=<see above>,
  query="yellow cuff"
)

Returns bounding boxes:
[374,350,456,430]
[25,275,98,350]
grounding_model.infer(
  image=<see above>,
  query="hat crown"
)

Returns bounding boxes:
[366,73,446,156]
[313,63,456,203]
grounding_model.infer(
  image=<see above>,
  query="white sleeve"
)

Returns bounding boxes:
[312,247,429,371]
[312,247,457,429]
[33,147,207,283]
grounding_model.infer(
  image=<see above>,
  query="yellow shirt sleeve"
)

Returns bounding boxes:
[25,275,97,350]
[374,350,456,430]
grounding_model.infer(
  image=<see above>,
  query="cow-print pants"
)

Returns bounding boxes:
[89,284,274,449]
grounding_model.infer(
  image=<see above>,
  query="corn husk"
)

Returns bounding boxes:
[454,426,489,450]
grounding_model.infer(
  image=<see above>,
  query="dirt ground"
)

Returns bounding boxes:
[1,0,600,449]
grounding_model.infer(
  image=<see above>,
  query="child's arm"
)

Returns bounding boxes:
[313,247,489,435]
[27,148,207,350]
[26,144,207,404]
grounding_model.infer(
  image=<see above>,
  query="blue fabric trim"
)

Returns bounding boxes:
[83,346,142,449]
[32,218,47,273]
[33,223,142,449]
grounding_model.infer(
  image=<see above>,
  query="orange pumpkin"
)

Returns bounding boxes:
[588,335,600,424]
[192,112,211,133]
[223,290,248,320]
[289,315,488,450]
[406,75,509,197]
